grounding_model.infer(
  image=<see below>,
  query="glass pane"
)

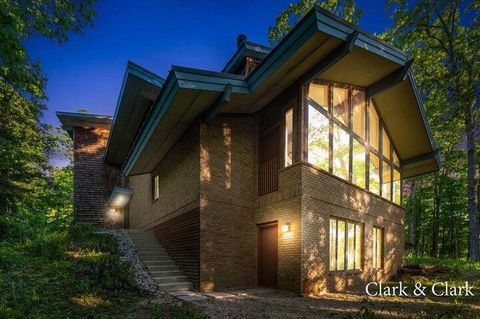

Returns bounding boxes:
[393,151,400,167]
[308,83,328,110]
[376,228,383,268]
[369,152,380,194]
[308,105,330,171]
[285,108,293,166]
[333,87,349,125]
[337,220,345,271]
[393,169,401,204]
[355,224,362,269]
[329,219,337,271]
[154,175,160,199]
[369,104,379,151]
[352,90,366,139]
[382,161,392,200]
[382,128,391,160]
[332,124,350,180]
[373,228,377,269]
[352,139,366,188]
[347,222,355,270]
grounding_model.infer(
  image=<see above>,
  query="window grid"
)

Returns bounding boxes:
[306,81,402,204]
[329,217,363,272]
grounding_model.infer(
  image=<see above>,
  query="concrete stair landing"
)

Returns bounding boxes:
[124,229,192,291]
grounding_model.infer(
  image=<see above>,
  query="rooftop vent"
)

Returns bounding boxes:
[237,34,247,48]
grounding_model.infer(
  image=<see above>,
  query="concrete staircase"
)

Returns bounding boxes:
[124,229,192,291]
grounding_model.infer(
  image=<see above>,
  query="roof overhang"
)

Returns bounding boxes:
[222,40,271,73]
[104,61,165,165]
[118,4,438,178]
[56,111,112,138]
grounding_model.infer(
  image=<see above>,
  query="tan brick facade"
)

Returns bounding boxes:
[73,127,121,225]
[124,113,404,295]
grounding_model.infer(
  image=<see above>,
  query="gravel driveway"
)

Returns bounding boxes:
[193,289,479,319]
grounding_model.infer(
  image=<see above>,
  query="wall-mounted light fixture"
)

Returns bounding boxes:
[107,186,133,209]
[281,222,291,233]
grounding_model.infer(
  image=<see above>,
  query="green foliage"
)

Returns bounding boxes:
[268,0,363,43]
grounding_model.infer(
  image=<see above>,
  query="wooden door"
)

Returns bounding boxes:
[258,223,278,288]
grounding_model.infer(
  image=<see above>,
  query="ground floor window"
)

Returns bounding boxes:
[329,217,362,271]
[373,227,384,269]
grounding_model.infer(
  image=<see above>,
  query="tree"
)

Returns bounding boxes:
[386,0,480,260]
[0,0,94,214]
[268,0,363,43]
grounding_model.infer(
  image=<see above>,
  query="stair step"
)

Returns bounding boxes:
[143,260,176,266]
[149,270,183,277]
[152,275,189,283]
[157,281,193,291]
[147,265,178,271]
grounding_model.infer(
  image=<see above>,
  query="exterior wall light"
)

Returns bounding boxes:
[107,186,133,209]
[282,222,291,233]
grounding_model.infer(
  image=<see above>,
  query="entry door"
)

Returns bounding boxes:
[258,223,278,288]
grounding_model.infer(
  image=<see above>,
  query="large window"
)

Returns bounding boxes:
[373,227,384,269]
[284,108,293,166]
[306,82,402,204]
[329,217,362,271]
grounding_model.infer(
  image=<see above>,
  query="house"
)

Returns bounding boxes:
[57,5,438,295]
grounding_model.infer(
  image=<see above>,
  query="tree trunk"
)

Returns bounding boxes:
[431,180,440,257]
[465,103,479,261]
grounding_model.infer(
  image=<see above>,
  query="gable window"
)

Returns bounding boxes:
[305,81,402,204]
[373,227,384,269]
[284,108,293,167]
[329,217,362,271]
[152,174,160,201]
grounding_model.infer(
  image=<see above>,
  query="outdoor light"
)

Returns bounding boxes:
[107,187,133,209]
[282,222,291,233]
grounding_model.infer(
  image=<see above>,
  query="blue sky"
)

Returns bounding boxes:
[27,0,393,128]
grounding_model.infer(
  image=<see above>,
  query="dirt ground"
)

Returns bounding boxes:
[193,289,480,319]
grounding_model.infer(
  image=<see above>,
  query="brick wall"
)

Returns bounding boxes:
[300,162,404,295]
[73,126,121,225]
[199,115,257,292]
[127,122,200,230]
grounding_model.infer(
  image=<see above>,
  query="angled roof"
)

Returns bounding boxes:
[104,61,165,165]
[56,111,112,137]
[108,4,438,178]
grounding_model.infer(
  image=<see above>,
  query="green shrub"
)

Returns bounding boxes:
[152,303,206,319]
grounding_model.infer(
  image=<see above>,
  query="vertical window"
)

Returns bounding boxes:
[369,152,380,195]
[329,217,362,271]
[352,90,366,139]
[332,124,350,180]
[393,169,401,204]
[373,227,384,269]
[284,108,293,167]
[369,104,379,151]
[382,128,391,160]
[308,104,329,171]
[352,139,366,188]
[382,161,392,200]
[152,174,160,201]
[393,151,400,167]
[308,83,328,110]
[333,87,349,125]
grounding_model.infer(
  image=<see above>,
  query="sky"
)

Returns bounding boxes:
[26,0,393,129]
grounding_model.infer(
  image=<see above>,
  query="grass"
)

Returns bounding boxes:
[0,221,204,319]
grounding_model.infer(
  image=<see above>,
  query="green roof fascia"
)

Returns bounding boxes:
[121,67,249,175]
[105,61,165,162]
[247,5,408,92]
[406,71,440,171]
[222,40,271,73]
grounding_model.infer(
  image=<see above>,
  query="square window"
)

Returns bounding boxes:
[329,217,363,271]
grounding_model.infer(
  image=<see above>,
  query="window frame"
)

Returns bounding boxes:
[329,216,364,273]
[152,174,160,202]
[305,80,403,205]
[372,226,384,270]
